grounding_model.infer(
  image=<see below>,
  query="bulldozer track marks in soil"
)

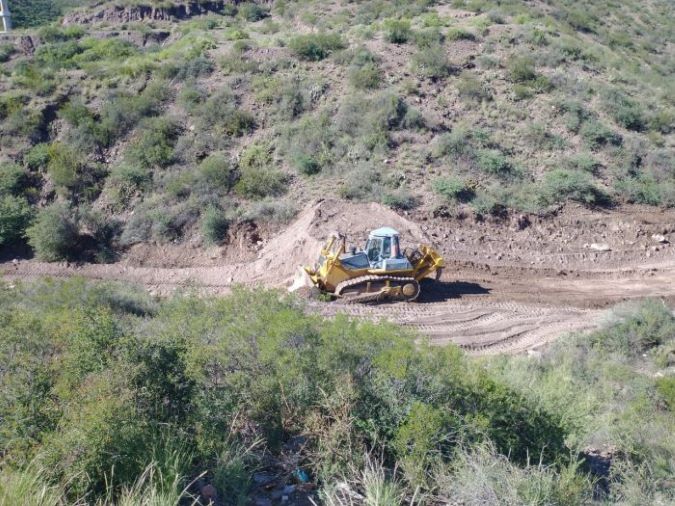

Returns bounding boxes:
[312,299,601,355]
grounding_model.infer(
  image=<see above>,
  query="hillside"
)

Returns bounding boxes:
[0,0,673,262]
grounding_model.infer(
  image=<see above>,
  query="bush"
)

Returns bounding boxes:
[237,2,269,22]
[46,142,82,192]
[197,92,256,137]
[24,143,51,171]
[201,206,229,245]
[580,120,622,150]
[26,202,79,261]
[603,89,646,131]
[0,195,33,246]
[244,199,297,223]
[383,19,412,44]
[235,169,287,199]
[412,44,452,79]
[126,117,181,169]
[235,146,287,199]
[0,43,15,63]
[432,130,472,159]
[433,177,476,203]
[381,190,417,210]
[0,163,28,196]
[540,169,610,206]
[475,149,513,176]
[457,73,491,101]
[413,27,445,48]
[508,56,536,82]
[446,27,476,41]
[349,62,381,90]
[289,33,346,61]
[656,376,675,411]
[198,153,237,191]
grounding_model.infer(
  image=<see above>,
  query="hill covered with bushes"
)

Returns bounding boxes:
[0,279,673,503]
[0,0,673,261]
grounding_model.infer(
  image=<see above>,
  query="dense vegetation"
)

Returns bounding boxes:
[0,279,673,504]
[0,0,673,261]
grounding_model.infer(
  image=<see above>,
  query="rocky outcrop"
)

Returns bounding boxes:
[62,1,266,25]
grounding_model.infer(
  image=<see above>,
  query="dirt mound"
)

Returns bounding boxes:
[244,199,431,285]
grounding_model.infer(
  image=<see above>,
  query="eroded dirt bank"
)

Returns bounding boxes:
[4,200,675,354]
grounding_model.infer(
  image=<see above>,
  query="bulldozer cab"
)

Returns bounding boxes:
[365,227,408,269]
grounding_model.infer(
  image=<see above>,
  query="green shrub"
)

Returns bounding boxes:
[245,199,298,223]
[381,190,417,210]
[349,62,381,90]
[540,169,610,207]
[235,146,287,199]
[197,92,256,137]
[603,89,646,131]
[201,206,229,245]
[107,164,151,208]
[433,177,476,203]
[383,19,412,44]
[656,376,675,411]
[0,195,33,246]
[237,2,269,22]
[446,27,476,41]
[289,33,346,61]
[592,300,675,355]
[0,43,15,63]
[46,142,82,191]
[413,27,445,48]
[24,143,51,171]
[71,38,138,65]
[508,56,536,82]
[126,117,180,169]
[198,153,236,191]
[26,202,79,261]
[475,149,513,176]
[563,153,599,174]
[457,73,491,101]
[432,130,472,159]
[580,120,622,149]
[412,44,452,79]
[0,163,28,196]
[98,81,172,147]
[37,25,85,43]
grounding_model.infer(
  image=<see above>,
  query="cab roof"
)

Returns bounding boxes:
[369,227,400,238]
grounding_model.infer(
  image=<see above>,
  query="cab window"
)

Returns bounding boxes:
[367,238,382,261]
[382,237,391,258]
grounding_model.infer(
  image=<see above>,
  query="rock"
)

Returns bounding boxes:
[652,234,668,243]
[253,472,276,486]
[200,484,217,502]
[590,243,611,252]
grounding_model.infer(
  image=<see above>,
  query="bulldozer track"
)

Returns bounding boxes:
[335,275,421,303]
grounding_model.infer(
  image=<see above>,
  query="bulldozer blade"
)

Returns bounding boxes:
[288,266,315,292]
[435,267,444,281]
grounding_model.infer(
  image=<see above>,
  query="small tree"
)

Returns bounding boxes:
[26,203,79,261]
[0,195,33,246]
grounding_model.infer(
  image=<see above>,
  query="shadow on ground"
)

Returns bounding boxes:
[418,279,491,303]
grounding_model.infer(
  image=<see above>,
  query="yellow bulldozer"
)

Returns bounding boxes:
[291,227,444,303]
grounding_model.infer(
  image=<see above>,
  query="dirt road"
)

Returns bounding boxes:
[3,200,675,354]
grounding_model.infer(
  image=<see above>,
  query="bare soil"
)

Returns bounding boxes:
[4,200,675,354]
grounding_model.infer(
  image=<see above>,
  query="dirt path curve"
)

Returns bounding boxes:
[3,200,675,354]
